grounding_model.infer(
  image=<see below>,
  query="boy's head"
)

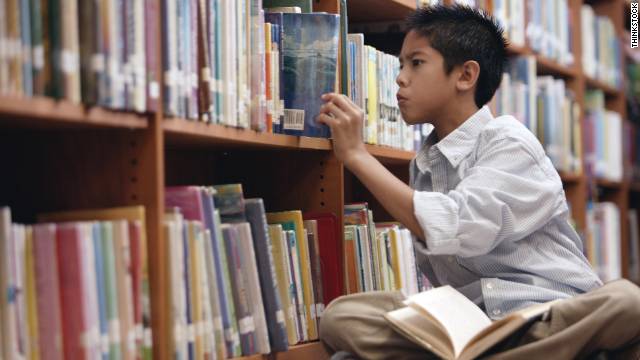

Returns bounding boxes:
[397,5,507,125]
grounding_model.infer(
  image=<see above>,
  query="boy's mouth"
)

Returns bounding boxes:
[396,94,408,104]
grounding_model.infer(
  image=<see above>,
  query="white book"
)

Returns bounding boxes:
[235,223,271,354]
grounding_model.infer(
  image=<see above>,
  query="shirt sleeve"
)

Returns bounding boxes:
[413,136,566,257]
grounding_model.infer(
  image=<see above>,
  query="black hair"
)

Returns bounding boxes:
[406,4,508,107]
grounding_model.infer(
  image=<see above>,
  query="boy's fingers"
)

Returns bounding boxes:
[316,113,339,128]
[323,93,356,113]
[321,101,348,121]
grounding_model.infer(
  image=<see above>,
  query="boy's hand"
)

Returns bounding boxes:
[317,93,368,167]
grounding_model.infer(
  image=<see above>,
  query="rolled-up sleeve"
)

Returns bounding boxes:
[413,137,565,257]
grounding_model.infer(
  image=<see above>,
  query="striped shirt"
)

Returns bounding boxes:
[410,106,602,319]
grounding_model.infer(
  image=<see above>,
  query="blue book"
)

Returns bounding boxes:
[200,189,242,356]
[280,13,340,138]
[92,223,109,360]
[222,224,258,356]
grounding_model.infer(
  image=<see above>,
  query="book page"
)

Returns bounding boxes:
[407,286,491,358]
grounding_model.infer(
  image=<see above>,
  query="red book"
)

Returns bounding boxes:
[302,212,343,305]
[165,186,205,222]
[55,223,91,360]
[33,224,64,360]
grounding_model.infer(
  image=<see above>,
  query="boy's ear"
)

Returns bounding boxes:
[455,60,480,92]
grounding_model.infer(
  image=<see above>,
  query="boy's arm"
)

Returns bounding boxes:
[317,93,425,240]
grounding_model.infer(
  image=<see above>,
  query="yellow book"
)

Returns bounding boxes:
[388,228,403,291]
[268,224,298,345]
[187,222,204,359]
[266,211,317,340]
[161,221,176,358]
[366,46,378,145]
[25,226,40,360]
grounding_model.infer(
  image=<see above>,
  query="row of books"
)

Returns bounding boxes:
[0,0,158,111]
[492,56,582,174]
[584,90,624,182]
[346,34,414,150]
[0,206,151,360]
[163,184,345,357]
[581,4,622,88]
[585,202,621,283]
[162,0,341,137]
[457,0,573,66]
[343,203,430,296]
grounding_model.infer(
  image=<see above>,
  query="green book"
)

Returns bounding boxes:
[100,222,123,360]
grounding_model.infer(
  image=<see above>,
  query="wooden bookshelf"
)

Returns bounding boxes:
[0,0,636,359]
[164,118,332,151]
[0,96,149,129]
[597,178,625,190]
[347,0,416,22]
[585,76,623,97]
[365,144,415,164]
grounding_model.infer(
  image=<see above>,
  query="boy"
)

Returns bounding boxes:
[316,5,640,359]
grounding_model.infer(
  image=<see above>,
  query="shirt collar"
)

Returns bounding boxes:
[415,106,493,172]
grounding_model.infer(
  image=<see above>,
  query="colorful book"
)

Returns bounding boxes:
[279,12,340,138]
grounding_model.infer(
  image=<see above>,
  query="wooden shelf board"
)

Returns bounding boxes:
[559,171,584,183]
[0,96,149,129]
[596,178,624,190]
[230,342,329,360]
[585,76,623,97]
[164,119,332,151]
[366,144,415,164]
[535,55,578,78]
[272,342,330,360]
[348,0,416,22]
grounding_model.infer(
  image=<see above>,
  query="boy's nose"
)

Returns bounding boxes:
[396,72,408,88]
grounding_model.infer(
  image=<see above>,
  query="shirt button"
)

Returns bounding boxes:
[492,309,502,316]
[486,282,494,290]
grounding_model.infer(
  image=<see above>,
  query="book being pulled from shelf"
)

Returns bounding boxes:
[164,184,342,357]
[0,0,159,112]
[0,206,151,360]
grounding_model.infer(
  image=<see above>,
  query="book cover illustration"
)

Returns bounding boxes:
[281,13,339,138]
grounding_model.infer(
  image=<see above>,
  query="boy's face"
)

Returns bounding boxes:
[397,30,457,125]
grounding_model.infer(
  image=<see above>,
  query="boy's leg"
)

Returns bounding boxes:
[319,290,438,360]
[488,279,640,359]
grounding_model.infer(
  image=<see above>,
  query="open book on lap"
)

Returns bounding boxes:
[384,286,561,360]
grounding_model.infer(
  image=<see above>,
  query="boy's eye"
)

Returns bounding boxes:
[411,59,424,67]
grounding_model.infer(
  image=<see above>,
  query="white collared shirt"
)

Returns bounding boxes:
[410,106,602,319]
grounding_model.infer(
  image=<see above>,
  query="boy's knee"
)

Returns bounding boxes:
[320,295,353,344]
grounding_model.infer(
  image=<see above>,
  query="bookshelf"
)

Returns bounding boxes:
[0,0,636,359]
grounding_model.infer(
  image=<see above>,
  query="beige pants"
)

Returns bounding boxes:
[319,279,640,360]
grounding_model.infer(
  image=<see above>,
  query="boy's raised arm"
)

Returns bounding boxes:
[317,92,426,241]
